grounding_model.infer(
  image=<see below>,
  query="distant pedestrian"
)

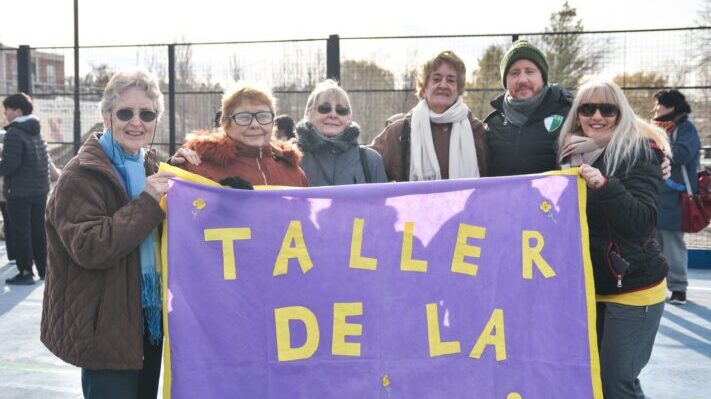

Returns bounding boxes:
[652,89,700,306]
[274,114,296,140]
[1,93,50,285]
[41,69,174,399]
[0,139,16,268]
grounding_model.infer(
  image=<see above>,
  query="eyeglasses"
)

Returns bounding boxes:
[577,103,619,118]
[317,103,350,116]
[229,111,274,126]
[114,108,158,123]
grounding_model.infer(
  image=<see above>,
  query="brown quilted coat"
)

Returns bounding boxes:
[41,133,164,369]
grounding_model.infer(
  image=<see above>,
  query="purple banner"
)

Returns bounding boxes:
[163,171,601,399]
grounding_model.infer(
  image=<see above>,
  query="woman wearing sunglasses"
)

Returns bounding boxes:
[558,80,670,399]
[175,83,307,187]
[296,79,387,186]
[42,70,174,399]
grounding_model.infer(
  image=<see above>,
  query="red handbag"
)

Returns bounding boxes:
[680,167,711,233]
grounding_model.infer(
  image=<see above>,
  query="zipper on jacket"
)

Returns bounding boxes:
[256,148,268,185]
[606,242,624,288]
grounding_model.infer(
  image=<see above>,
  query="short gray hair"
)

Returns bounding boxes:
[303,79,351,121]
[99,69,164,120]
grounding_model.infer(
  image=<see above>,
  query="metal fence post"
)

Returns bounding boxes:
[512,34,519,43]
[73,0,81,154]
[168,44,176,155]
[327,34,340,82]
[17,45,32,94]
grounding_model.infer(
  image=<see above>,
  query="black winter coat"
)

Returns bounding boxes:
[587,143,668,295]
[0,116,50,199]
[485,85,572,176]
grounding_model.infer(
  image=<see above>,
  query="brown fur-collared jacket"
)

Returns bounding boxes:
[180,131,308,187]
[41,133,164,369]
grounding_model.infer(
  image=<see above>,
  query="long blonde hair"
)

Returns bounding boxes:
[558,80,669,175]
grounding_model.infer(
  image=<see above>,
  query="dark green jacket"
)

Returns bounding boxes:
[485,85,572,176]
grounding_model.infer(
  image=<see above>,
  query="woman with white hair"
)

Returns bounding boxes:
[41,69,174,399]
[558,80,669,399]
[296,79,387,186]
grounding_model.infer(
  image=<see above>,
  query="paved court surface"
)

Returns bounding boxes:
[1,243,709,398]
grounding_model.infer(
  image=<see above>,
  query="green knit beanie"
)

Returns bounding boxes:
[500,40,549,88]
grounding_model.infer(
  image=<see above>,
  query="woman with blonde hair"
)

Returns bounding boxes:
[175,83,307,187]
[558,80,669,399]
[296,79,386,186]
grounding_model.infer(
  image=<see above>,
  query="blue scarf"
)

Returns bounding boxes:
[99,130,162,344]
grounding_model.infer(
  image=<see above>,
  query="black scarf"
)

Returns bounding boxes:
[296,121,361,154]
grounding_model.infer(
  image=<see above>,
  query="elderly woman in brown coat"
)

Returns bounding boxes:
[41,69,173,399]
[370,50,488,181]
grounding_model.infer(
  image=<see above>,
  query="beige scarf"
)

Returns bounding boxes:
[409,97,479,181]
[559,133,612,168]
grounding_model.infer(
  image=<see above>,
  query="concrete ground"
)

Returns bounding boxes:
[1,243,709,399]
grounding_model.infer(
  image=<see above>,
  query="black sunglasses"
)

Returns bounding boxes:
[317,103,350,116]
[114,108,158,123]
[577,103,619,118]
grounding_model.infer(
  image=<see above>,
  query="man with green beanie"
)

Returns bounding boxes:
[485,39,573,176]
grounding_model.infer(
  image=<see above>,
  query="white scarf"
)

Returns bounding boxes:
[409,97,479,181]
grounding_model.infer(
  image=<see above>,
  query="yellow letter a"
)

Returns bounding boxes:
[274,220,313,276]
[469,308,507,361]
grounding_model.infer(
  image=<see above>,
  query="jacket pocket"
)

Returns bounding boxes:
[606,241,629,289]
[92,292,105,336]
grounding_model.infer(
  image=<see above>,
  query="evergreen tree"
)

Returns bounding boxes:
[542,1,603,89]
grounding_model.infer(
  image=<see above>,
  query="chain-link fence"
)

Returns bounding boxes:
[2,28,708,155]
[2,27,711,250]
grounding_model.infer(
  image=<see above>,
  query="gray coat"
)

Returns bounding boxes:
[297,122,387,186]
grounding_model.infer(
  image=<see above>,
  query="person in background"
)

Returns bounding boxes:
[174,83,307,187]
[41,69,174,399]
[0,139,16,268]
[1,93,50,285]
[296,79,387,186]
[559,80,669,399]
[652,89,700,305]
[274,114,296,141]
[485,39,573,176]
[370,50,488,181]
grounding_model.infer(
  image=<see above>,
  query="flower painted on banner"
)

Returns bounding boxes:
[192,197,206,217]
[539,200,557,223]
[382,373,392,397]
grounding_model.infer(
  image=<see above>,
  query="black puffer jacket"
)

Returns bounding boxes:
[587,142,668,295]
[485,85,572,176]
[0,116,50,199]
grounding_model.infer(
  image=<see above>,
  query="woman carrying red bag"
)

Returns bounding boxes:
[652,89,701,305]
